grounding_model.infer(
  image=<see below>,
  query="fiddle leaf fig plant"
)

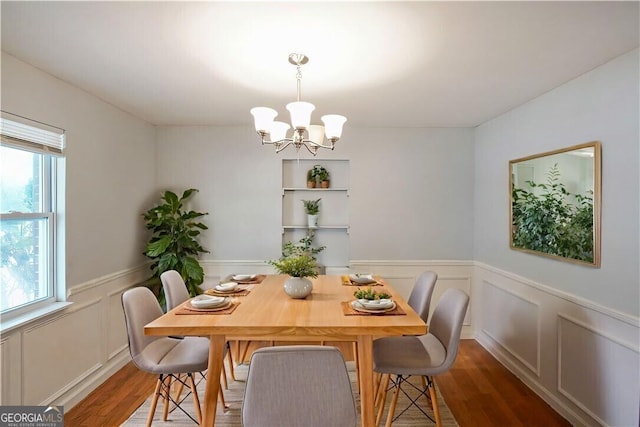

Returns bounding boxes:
[142,188,209,306]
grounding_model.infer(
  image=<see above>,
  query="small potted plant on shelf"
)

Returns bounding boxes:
[306,168,316,188]
[302,198,321,228]
[268,254,318,299]
[311,164,330,188]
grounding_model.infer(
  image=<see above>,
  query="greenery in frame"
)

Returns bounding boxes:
[142,189,209,306]
[310,165,329,182]
[512,164,594,262]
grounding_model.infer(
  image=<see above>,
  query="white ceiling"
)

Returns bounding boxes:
[1,1,638,128]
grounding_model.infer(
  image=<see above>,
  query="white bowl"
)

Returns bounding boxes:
[215,282,238,292]
[357,299,393,310]
[349,273,376,284]
[191,295,227,309]
[232,274,256,281]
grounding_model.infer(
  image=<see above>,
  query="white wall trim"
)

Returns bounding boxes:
[481,279,541,376]
[475,261,639,326]
[351,259,474,267]
[67,263,149,297]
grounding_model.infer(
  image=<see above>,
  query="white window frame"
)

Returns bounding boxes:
[0,113,68,328]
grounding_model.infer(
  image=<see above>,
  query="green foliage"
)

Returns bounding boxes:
[142,189,209,306]
[268,254,319,278]
[302,198,321,215]
[281,230,326,260]
[512,164,594,262]
[311,165,329,182]
[353,287,391,300]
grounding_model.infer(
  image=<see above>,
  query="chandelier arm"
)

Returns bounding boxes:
[275,139,295,153]
[304,139,334,150]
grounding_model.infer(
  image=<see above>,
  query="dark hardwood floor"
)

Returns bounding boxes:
[64,340,570,426]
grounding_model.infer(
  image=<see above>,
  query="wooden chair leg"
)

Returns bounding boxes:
[162,375,172,421]
[226,342,236,381]
[218,381,230,409]
[239,340,252,364]
[188,373,203,424]
[146,378,162,427]
[221,363,229,389]
[353,342,360,393]
[375,374,390,427]
[384,376,401,427]
[173,374,185,406]
[428,377,442,427]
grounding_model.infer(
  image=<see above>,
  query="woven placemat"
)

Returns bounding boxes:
[175,300,239,315]
[223,274,266,284]
[341,301,406,316]
[205,288,251,297]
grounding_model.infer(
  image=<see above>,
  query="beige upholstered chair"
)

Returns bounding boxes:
[160,270,236,386]
[122,286,208,426]
[373,288,469,427]
[242,345,357,427]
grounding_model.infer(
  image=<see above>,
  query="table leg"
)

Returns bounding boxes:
[357,335,375,427]
[202,335,226,426]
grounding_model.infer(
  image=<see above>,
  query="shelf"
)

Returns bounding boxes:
[282,225,349,231]
[283,187,349,192]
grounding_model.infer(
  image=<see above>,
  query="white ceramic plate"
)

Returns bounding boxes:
[349,273,376,284]
[357,299,394,310]
[351,300,396,314]
[215,282,238,292]
[190,295,227,309]
[232,274,256,281]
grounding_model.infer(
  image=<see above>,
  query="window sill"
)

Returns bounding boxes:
[0,302,73,334]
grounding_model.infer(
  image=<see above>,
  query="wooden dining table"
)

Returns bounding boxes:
[144,274,426,427]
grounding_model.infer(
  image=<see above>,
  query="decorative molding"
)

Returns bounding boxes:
[350,259,474,267]
[67,264,149,297]
[475,261,639,327]
[481,279,541,376]
[22,298,101,333]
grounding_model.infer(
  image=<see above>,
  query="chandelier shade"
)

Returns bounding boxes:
[250,53,346,155]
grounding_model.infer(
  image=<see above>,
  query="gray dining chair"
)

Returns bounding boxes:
[373,288,469,427]
[242,345,357,427]
[160,270,236,385]
[407,271,438,323]
[122,286,208,426]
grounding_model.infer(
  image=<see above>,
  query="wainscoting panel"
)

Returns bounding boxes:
[0,265,148,409]
[23,300,103,404]
[474,262,640,427]
[481,280,540,375]
[558,314,640,426]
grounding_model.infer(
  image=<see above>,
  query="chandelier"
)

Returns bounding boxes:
[250,53,347,156]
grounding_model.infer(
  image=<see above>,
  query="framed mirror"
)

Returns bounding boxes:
[509,141,601,267]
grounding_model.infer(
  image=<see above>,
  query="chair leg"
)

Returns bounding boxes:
[146,377,162,427]
[219,381,230,409]
[384,376,401,427]
[353,342,360,394]
[173,373,185,405]
[221,364,229,389]
[427,376,442,427]
[188,373,203,424]
[162,375,172,421]
[239,340,252,364]
[226,341,236,381]
[375,374,390,427]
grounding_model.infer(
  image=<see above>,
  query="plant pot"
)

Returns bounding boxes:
[307,181,316,188]
[320,180,330,188]
[307,214,318,228]
[284,277,313,299]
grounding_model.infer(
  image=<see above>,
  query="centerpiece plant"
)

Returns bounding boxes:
[142,188,209,306]
[268,254,318,299]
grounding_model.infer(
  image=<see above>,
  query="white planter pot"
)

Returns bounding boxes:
[283,277,313,299]
[307,214,318,228]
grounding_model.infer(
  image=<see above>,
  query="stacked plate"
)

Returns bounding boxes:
[190,295,230,310]
[232,274,256,281]
[351,298,396,313]
[214,282,239,294]
[349,273,376,284]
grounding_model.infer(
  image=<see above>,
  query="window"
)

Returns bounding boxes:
[0,114,65,319]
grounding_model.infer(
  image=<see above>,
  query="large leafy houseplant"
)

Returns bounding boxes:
[142,189,209,305]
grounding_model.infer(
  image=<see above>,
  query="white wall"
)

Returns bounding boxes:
[1,53,156,407]
[156,126,475,262]
[473,49,639,426]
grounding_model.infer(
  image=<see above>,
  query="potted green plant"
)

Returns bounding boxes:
[302,198,321,228]
[268,254,318,298]
[142,188,209,307]
[311,165,330,188]
[306,168,316,188]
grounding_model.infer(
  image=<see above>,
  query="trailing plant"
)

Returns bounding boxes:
[302,198,321,215]
[512,164,593,262]
[268,254,319,278]
[142,189,209,306]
